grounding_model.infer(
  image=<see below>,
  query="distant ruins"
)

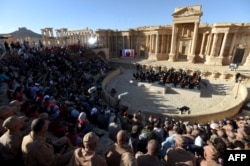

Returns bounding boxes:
[5,5,250,66]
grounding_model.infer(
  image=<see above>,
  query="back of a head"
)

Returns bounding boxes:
[83,132,99,145]
[203,145,219,160]
[174,134,186,148]
[185,126,193,134]
[31,118,46,133]
[147,139,160,155]
[116,130,128,144]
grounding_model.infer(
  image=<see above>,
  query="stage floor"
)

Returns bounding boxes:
[106,68,235,116]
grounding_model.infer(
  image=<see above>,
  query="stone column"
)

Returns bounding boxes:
[191,22,199,55]
[161,34,165,53]
[205,33,212,55]
[168,24,177,62]
[122,36,125,49]
[155,33,159,54]
[146,35,150,52]
[210,33,218,57]
[199,33,207,56]
[128,36,130,48]
[229,33,237,58]
[166,35,170,54]
[151,34,155,53]
[158,35,162,53]
[243,51,250,66]
[219,32,229,57]
[187,22,199,63]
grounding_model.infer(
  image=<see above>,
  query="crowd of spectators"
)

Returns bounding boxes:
[0,40,250,166]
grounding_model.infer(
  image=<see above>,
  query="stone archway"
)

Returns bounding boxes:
[169,5,202,63]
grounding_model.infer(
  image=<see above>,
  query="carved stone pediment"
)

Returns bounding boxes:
[172,6,202,18]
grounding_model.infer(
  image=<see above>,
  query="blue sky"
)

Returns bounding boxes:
[0,0,249,34]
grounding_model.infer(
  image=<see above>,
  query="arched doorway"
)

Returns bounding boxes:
[232,48,245,64]
[177,40,191,61]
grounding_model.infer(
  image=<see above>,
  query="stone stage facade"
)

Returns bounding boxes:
[41,5,250,67]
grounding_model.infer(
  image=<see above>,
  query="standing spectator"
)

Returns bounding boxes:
[160,129,177,157]
[39,40,43,49]
[108,116,122,142]
[65,124,82,146]
[129,125,141,154]
[164,135,196,166]
[97,109,109,130]
[0,106,14,136]
[4,41,10,53]
[30,83,40,99]
[21,117,73,166]
[105,130,135,166]
[68,132,107,166]
[198,145,222,166]
[153,120,164,143]
[0,116,25,165]
[136,139,165,166]
[12,86,28,102]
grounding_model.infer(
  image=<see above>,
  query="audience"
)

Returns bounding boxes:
[0,43,249,166]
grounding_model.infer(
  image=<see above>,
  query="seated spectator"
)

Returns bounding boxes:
[39,112,73,148]
[65,124,82,146]
[138,124,156,153]
[198,145,222,166]
[164,134,196,166]
[68,131,107,166]
[0,106,15,135]
[233,139,245,150]
[97,109,109,130]
[136,139,164,166]
[183,125,195,149]
[21,117,74,166]
[105,130,135,166]
[129,125,141,154]
[132,113,142,127]
[77,111,89,132]
[160,129,177,158]
[153,120,164,143]
[9,100,23,113]
[0,115,25,165]
[121,111,132,131]
[108,116,122,142]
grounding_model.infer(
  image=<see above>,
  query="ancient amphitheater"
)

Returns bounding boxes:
[102,58,250,123]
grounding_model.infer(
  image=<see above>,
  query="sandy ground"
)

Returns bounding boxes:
[106,68,236,115]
